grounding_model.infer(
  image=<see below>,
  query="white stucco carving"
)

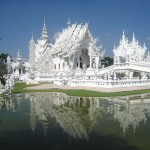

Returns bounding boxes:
[27,20,150,87]
[28,21,103,84]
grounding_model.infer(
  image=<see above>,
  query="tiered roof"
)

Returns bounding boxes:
[51,23,101,57]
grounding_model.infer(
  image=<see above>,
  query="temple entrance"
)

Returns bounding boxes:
[80,57,83,69]
[80,49,90,69]
[19,68,21,75]
[73,49,90,69]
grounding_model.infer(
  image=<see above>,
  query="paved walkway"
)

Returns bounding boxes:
[25,84,150,93]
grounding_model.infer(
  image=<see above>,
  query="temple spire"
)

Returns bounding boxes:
[131,32,139,45]
[41,17,49,40]
[43,17,46,31]
[132,33,135,42]
[123,30,125,35]
[120,30,128,45]
[143,42,147,51]
[16,49,22,62]
[122,30,125,40]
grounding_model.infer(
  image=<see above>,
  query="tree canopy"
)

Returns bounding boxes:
[101,56,113,67]
[0,53,8,85]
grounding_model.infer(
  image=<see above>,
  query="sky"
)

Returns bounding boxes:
[1,0,150,59]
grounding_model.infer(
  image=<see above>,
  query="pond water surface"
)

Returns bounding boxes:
[0,92,150,150]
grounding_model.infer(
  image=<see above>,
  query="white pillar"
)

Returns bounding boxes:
[90,47,92,68]
[113,72,116,80]
[95,57,99,69]
[78,57,80,68]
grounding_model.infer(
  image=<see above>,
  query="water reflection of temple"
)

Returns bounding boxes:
[106,94,150,135]
[28,92,150,138]
[0,94,22,111]
[29,92,102,140]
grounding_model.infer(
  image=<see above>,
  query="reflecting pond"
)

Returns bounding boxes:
[0,92,150,150]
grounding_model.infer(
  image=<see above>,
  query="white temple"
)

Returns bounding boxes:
[28,20,104,84]
[0,50,29,94]
[11,50,29,80]
[26,20,150,88]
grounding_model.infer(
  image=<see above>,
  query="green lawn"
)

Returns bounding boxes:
[11,82,150,97]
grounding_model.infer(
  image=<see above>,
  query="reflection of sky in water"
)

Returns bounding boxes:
[0,92,150,150]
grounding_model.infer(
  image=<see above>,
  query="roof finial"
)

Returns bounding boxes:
[43,17,46,30]
[67,18,71,26]
[44,17,46,26]
[31,32,34,41]
[132,32,136,42]
[133,32,135,38]
[122,30,126,41]
[123,30,125,35]
[17,49,20,56]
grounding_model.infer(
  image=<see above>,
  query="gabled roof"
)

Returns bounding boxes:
[51,23,101,57]
[12,61,29,69]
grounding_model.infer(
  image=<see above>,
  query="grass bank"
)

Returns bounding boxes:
[11,82,150,97]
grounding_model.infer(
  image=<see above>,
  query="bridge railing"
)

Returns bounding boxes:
[54,78,150,88]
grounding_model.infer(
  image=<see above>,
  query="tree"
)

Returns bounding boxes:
[0,53,8,85]
[0,53,9,63]
[101,56,113,67]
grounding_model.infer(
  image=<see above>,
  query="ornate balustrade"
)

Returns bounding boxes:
[54,78,150,88]
[29,60,150,88]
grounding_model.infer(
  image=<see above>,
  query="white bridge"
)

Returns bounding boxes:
[110,62,150,73]
[35,62,150,88]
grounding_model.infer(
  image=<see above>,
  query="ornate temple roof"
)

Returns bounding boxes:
[12,50,29,69]
[37,19,50,49]
[51,23,101,57]
[113,31,147,62]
